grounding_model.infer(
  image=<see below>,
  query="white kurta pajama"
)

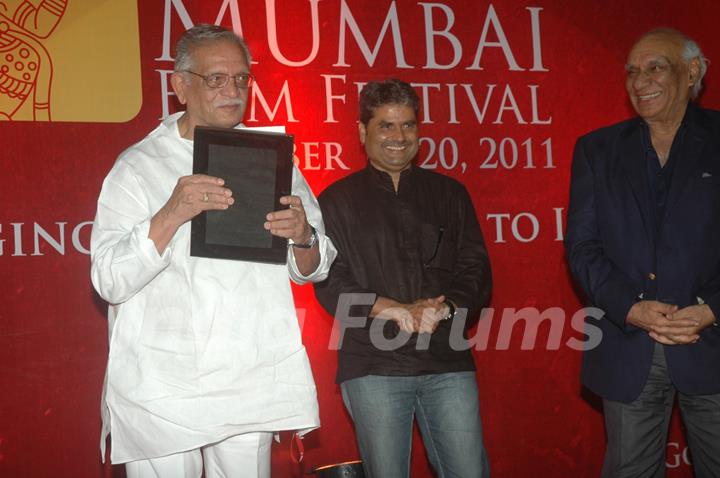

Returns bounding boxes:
[91,112,336,464]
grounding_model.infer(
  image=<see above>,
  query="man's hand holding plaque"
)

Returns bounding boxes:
[151,174,233,254]
[265,195,320,276]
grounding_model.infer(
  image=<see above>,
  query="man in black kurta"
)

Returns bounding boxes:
[314,79,492,478]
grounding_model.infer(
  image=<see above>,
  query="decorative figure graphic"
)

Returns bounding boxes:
[0,0,68,121]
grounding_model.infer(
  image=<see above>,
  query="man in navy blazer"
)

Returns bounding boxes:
[566,28,720,477]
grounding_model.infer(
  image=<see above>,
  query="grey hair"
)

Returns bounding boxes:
[682,37,708,99]
[174,24,252,72]
[640,28,708,100]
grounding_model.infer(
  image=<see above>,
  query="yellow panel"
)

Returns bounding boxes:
[0,0,141,122]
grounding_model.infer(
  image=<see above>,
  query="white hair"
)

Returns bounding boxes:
[641,28,708,100]
[682,36,708,99]
[174,24,251,73]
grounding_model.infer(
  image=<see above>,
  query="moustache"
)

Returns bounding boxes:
[382,140,411,148]
[214,98,245,108]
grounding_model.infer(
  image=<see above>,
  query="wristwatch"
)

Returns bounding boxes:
[698,297,717,327]
[290,226,317,249]
[442,300,457,321]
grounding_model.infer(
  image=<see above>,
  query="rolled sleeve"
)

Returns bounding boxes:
[90,165,172,305]
[286,166,337,284]
[287,232,337,284]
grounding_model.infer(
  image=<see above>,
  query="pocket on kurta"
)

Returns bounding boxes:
[420,222,457,271]
[273,346,314,387]
[137,305,196,376]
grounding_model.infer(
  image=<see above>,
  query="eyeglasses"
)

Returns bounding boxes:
[184,71,254,89]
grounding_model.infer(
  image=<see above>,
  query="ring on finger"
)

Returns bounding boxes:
[202,192,209,202]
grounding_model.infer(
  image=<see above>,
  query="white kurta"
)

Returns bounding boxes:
[90,112,336,464]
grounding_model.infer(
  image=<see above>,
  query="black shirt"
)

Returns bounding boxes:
[314,164,492,383]
[640,112,688,300]
[640,120,685,236]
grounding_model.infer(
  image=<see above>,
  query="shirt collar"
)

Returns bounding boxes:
[365,163,416,190]
[639,102,693,159]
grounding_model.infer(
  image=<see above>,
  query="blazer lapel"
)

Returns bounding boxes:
[619,122,654,244]
[664,106,708,215]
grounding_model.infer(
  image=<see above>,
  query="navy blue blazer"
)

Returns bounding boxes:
[566,103,720,403]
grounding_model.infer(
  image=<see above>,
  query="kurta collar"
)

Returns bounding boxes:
[364,163,416,192]
[161,111,247,143]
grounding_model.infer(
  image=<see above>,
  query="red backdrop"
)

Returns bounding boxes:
[1,1,718,476]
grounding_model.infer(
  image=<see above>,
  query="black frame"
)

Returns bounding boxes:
[190,126,294,264]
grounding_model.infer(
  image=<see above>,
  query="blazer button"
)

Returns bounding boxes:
[648,272,656,280]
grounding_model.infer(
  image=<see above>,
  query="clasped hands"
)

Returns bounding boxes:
[375,295,450,335]
[627,300,716,345]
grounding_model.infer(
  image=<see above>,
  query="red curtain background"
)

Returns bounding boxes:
[2,1,718,476]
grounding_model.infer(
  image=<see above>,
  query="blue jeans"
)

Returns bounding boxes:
[341,372,490,478]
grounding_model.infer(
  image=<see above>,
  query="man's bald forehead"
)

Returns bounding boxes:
[631,28,685,53]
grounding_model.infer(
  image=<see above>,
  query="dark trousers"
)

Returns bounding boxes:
[601,343,720,478]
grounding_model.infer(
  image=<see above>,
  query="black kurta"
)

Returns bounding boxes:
[314,164,492,383]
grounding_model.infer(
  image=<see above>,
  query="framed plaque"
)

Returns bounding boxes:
[190,126,294,264]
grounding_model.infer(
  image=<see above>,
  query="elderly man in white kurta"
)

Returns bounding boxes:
[90,25,336,478]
